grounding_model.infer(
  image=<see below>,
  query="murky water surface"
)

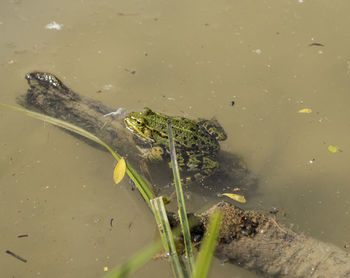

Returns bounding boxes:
[1,0,350,277]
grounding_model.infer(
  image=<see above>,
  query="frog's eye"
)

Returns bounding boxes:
[136,120,141,125]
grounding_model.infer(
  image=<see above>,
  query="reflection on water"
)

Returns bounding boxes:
[1,0,350,277]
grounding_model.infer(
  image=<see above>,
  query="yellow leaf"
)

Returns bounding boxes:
[221,193,246,203]
[113,157,126,184]
[328,144,341,153]
[298,108,312,114]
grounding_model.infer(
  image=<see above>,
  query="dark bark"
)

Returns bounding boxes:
[17,72,350,278]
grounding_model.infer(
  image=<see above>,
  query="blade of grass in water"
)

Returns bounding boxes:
[192,212,222,278]
[103,241,162,278]
[0,103,155,207]
[167,120,195,273]
[151,197,187,278]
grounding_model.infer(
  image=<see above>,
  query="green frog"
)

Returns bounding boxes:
[124,108,227,181]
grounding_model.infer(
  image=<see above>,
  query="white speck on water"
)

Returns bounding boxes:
[253,49,262,55]
[45,21,63,30]
[102,84,113,90]
[298,0,304,3]
[318,50,323,55]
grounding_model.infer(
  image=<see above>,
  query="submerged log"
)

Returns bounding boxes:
[17,72,350,278]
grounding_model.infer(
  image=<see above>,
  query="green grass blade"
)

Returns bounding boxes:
[166,120,195,273]
[151,197,187,278]
[0,103,155,207]
[103,241,162,278]
[192,212,222,278]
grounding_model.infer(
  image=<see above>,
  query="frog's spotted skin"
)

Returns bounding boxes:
[124,108,227,180]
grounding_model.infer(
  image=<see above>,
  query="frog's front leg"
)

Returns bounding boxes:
[136,145,165,161]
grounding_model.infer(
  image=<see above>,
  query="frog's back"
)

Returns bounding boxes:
[168,115,220,151]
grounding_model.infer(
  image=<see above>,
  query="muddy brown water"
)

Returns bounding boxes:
[1,0,350,277]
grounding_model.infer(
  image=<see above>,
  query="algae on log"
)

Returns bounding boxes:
[17,72,350,278]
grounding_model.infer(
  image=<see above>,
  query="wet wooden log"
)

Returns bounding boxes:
[199,202,350,278]
[17,72,350,278]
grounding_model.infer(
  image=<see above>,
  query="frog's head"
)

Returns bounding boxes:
[124,108,155,142]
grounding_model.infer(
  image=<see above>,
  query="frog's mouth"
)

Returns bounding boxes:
[124,116,141,133]
[124,116,154,142]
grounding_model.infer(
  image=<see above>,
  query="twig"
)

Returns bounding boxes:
[5,250,27,263]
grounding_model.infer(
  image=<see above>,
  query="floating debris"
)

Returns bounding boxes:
[328,144,342,153]
[45,21,63,30]
[298,108,312,114]
[309,42,325,47]
[308,158,316,164]
[17,234,28,238]
[5,250,27,263]
[103,108,126,117]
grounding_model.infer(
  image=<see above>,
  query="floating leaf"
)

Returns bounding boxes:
[328,144,341,153]
[113,157,126,184]
[221,193,246,203]
[298,108,312,114]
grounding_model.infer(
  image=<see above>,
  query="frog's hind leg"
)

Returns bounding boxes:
[179,152,219,183]
[197,118,227,141]
[199,156,219,177]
